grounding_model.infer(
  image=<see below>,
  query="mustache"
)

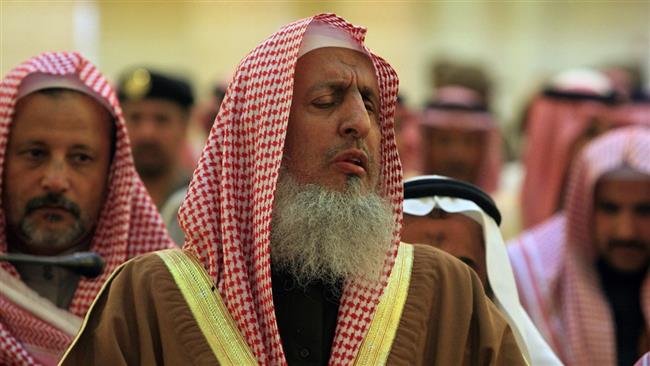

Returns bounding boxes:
[132,142,164,155]
[608,239,647,251]
[25,193,81,219]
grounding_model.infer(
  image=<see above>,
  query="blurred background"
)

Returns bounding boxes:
[2,1,650,241]
[2,1,648,134]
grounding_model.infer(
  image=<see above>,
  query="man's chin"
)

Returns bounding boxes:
[20,225,87,255]
[18,239,82,256]
[608,251,649,274]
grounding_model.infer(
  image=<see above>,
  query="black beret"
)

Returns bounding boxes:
[117,68,194,109]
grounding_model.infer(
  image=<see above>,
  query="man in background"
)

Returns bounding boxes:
[0,52,173,365]
[519,68,619,229]
[509,126,650,366]
[117,68,195,208]
[61,14,525,365]
[419,62,502,193]
[401,175,561,365]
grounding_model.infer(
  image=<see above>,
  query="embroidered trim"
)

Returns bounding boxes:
[157,249,258,365]
[354,243,414,365]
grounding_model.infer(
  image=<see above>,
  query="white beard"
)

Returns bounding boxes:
[270,172,395,287]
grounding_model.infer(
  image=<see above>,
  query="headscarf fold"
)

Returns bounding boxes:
[0,51,174,366]
[178,14,401,365]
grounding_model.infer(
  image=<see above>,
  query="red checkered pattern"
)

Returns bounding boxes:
[178,14,401,365]
[520,95,650,230]
[0,52,175,365]
[520,95,613,229]
[509,126,650,365]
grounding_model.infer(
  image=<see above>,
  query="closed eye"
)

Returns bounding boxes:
[363,99,375,113]
[312,95,338,109]
[361,90,378,114]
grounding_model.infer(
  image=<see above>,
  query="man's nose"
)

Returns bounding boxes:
[130,119,158,142]
[446,138,470,159]
[614,210,636,240]
[338,93,371,140]
[40,161,70,194]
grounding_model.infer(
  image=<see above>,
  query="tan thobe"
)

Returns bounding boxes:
[60,244,525,365]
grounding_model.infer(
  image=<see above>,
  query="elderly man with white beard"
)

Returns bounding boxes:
[61,14,525,365]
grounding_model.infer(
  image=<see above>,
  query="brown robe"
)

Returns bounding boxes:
[60,244,525,365]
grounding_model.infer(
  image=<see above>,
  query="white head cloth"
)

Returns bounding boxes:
[15,72,115,114]
[404,175,563,366]
[298,20,366,58]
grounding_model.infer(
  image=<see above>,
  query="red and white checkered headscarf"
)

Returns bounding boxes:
[520,94,614,229]
[636,351,650,366]
[509,126,650,365]
[178,14,401,366]
[561,125,650,365]
[519,69,650,229]
[420,85,502,193]
[0,51,175,365]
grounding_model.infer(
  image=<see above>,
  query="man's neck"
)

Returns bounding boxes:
[7,241,92,309]
[7,230,91,257]
[141,168,178,208]
[597,258,647,366]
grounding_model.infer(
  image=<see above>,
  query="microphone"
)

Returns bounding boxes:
[0,252,105,278]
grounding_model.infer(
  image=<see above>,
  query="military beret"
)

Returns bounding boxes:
[117,68,194,109]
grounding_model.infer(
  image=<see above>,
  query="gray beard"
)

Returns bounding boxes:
[21,217,86,249]
[270,172,395,288]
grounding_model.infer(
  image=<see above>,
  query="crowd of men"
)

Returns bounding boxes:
[0,13,648,366]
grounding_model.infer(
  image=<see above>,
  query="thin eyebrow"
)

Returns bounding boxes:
[69,144,95,152]
[307,81,347,95]
[19,140,47,146]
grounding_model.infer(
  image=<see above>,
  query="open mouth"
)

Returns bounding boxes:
[333,149,369,177]
[349,157,363,167]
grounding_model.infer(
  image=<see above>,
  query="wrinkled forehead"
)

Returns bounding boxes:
[293,47,377,86]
